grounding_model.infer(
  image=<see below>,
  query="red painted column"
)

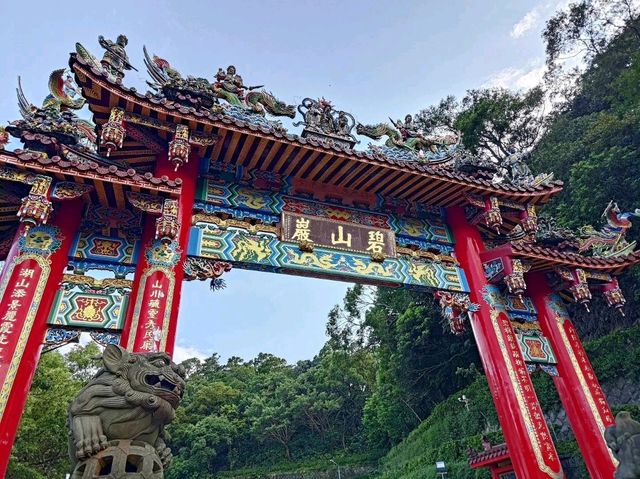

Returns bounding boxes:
[447,207,564,479]
[528,272,617,478]
[121,151,200,356]
[0,199,84,476]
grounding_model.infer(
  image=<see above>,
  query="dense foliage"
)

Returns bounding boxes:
[165,332,376,478]
[8,343,101,479]
[376,325,640,479]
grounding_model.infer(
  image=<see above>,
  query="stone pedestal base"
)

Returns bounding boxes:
[71,440,163,479]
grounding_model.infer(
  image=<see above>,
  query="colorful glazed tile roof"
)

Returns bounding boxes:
[69,53,565,208]
[510,242,640,274]
[0,149,182,193]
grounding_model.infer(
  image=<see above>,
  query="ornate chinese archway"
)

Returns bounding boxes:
[0,34,637,478]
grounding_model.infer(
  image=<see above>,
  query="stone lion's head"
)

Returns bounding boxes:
[102,344,186,410]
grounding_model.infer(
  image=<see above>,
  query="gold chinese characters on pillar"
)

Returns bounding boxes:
[281,212,396,261]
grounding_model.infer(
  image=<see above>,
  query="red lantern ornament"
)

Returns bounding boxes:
[100,108,125,156]
[504,259,527,299]
[168,124,191,171]
[569,269,592,312]
[484,197,503,234]
[522,204,538,236]
[17,176,53,232]
[602,279,626,316]
[155,199,180,244]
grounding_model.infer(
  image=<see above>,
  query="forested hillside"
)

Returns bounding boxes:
[8,1,640,478]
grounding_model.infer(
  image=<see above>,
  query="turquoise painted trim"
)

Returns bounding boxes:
[187,224,469,292]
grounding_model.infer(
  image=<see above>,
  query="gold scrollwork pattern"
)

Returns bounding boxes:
[550,299,618,466]
[489,308,563,478]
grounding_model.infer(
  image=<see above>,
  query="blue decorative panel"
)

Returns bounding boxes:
[482,285,537,317]
[188,224,468,292]
[198,178,455,246]
[70,232,141,265]
[48,286,129,330]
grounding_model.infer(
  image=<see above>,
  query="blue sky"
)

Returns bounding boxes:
[1,0,565,363]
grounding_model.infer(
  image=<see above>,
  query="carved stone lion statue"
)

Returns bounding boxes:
[605,411,640,479]
[68,344,186,472]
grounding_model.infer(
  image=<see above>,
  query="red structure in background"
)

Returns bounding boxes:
[0,33,638,478]
[468,443,515,479]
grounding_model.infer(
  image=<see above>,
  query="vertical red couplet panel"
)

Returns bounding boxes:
[0,199,84,476]
[127,269,174,353]
[121,151,200,356]
[447,206,564,479]
[528,271,616,478]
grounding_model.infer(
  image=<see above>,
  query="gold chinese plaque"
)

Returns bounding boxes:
[281,211,397,258]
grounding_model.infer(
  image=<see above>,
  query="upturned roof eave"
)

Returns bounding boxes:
[69,53,564,205]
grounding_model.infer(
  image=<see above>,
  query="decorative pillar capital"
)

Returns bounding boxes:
[17,175,53,232]
[155,199,180,244]
[481,248,530,298]
[434,290,478,335]
[100,107,126,156]
[168,124,191,171]
[184,257,232,290]
[50,181,94,200]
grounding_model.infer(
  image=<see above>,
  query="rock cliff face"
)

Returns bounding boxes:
[545,377,640,442]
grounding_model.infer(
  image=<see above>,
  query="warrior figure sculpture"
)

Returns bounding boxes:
[98,34,135,83]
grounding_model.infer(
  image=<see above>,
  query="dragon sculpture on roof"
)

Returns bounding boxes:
[6,70,96,151]
[578,201,640,257]
[356,114,461,162]
[143,46,295,118]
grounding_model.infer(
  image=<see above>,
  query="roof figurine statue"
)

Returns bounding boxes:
[0,127,8,149]
[99,34,135,83]
[578,201,640,257]
[143,46,295,119]
[293,97,357,148]
[76,34,137,84]
[144,46,219,109]
[356,114,461,162]
[6,72,96,154]
[213,65,256,103]
[492,147,554,187]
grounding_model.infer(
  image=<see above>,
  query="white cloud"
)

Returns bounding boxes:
[510,1,575,39]
[511,8,541,38]
[173,344,209,363]
[484,61,546,91]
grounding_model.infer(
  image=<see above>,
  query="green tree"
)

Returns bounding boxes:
[363,288,480,447]
[8,344,100,478]
[454,87,546,161]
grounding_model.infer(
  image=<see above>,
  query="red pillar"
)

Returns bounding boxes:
[528,272,617,478]
[120,151,200,356]
[0,199,84,476]
[447,207,564,479]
